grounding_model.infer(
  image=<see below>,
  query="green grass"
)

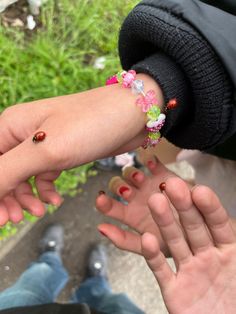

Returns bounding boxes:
[0,0,139,239]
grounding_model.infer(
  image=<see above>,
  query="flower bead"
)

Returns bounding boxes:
[122,70,136,88]
[136,90,158,112]
[147,106,161,121]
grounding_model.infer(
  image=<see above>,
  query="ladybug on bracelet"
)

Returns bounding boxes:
[32,131,46,143]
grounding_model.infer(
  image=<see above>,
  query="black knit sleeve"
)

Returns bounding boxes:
[119,1,236,151]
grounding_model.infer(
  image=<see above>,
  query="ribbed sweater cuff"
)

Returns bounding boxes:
[132,53,191,137]
[119,3,235,150]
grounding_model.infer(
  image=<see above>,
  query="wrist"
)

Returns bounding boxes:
[136,73,164,111]
[104,71,165,149]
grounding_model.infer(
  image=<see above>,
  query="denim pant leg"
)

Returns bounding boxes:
[0,252,69,310]
[71,276,145,314]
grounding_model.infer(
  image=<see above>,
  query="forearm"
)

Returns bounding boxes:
[26,73,164,164]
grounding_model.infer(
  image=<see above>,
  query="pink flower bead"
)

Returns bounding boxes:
[106,75,119,85]
[136,90,158,112]
[122,70,136,88]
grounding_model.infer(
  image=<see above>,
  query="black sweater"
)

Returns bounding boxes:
[119,0,236,160]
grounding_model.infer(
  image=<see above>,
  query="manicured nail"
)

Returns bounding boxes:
[147,160,156,169]
[98,190,106,195]
[99,229,107,237]
[119,186,129,195]
[132,171,140,180]
[159,182,166,192]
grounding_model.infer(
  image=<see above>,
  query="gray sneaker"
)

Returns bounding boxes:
[86,244,108,278]
[39,224,64,256]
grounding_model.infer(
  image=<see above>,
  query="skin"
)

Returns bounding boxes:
[96,166,236,314]
[96,158,177,256]
[0,74,164,225]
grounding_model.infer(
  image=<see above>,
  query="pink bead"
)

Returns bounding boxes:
[128,70,136,76]
[122,71,136,88]
[145,124,163,132]
[136,90,158,112]
[106,75,119,85]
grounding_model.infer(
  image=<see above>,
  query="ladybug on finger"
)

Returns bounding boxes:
[32,131,46,143]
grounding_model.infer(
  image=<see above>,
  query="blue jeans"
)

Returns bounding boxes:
[0,252,144,314]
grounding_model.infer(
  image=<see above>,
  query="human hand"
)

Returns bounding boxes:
[98,176,236,314]
[0,73,163,225]
[96,158,177,256]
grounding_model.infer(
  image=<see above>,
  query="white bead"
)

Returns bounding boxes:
[146,113,166,128]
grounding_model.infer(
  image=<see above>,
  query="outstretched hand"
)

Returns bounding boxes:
[96,158,177,256]
[97,173,236,314]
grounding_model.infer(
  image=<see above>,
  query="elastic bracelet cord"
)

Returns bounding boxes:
[106,70,177,149]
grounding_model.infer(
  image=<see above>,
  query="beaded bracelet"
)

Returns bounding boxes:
[106,70,167,149]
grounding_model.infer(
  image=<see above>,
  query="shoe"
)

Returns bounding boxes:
[39,224,64,256]
[86,244,108,278]
[94,157,116,171]
[95,153,142,172]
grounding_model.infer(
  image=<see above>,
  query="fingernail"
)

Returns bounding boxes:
[159,182,166,192]
[147,160,156,169]
[132,171,140,180]
[98,190,106,195]
[119,186,129,195]
[99,229,107,237]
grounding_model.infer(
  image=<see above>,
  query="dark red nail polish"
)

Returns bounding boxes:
[159,182,166,192]
[132,172,139,180]
[99,230,107,237]
[119,186,129,195]
[98,190,106,195]
[32,131,46,143]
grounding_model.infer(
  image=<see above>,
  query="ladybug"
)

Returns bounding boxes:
[32,131,46,143]
[159,182,166,192]
[166,98,178,110]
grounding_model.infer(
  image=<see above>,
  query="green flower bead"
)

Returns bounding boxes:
[147,106,160,121]
[148,132,161,140]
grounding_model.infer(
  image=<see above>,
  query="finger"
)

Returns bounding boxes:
[108,176,136,202]
[148,193,192,265]
[96,193,127,222]
[135,146,157,167]
[122,166,146,189]
[3,195,24,224]
[35,171,63,206]
[0,201,9,226]
[192,185,236,246]
[165,177,213,253]
[14,182,46,217]
[98,223,142,254]
[146,156,171,176]
[141,232,174,290]
[0,132,59,199]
